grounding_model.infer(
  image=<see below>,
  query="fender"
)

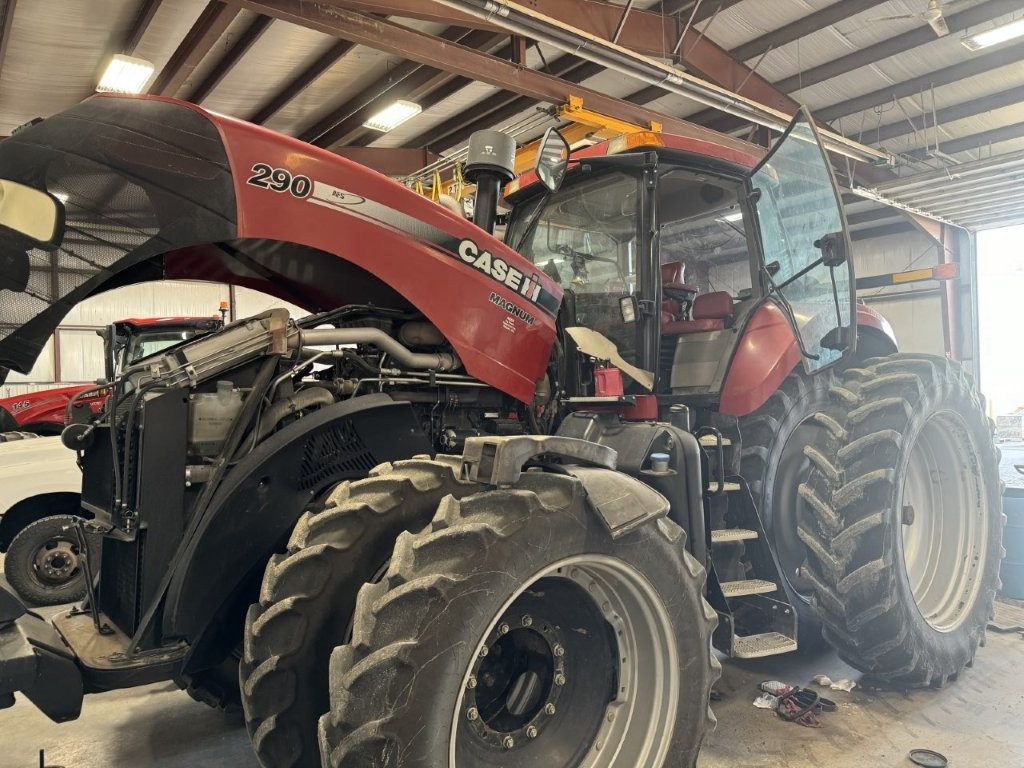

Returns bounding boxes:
[0,387,103,434]
[164,394,431,671]
[720,302,900,417]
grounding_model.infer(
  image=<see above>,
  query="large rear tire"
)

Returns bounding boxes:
[4,514,100,606]
[319,471,719,768]
[738,369,831,647]
[240,457,474,768]
[797,354,1002,686]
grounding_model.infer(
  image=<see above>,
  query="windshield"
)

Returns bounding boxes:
[507,170,640,363]
[123,328,204,367]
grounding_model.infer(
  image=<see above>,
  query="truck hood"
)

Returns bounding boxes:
[0,436,75,471]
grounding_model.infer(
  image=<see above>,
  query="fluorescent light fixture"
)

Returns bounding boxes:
[96,54,155,94]
[962,17,1024,51]
[53,192,69,204]
[362,100,422,132]
[722,211,743,222]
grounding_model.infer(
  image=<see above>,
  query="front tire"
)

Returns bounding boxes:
[319,471,719,768]
[797,354,1002,686]
[240,457,475,768]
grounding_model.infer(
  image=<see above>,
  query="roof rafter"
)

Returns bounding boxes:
[185,12,273,103]
[122,0,165,54]
[905,120,1024,160]
[149,0,240,97]
[248,39,356,124]
[730,0,887,62]
[0,0,18,77]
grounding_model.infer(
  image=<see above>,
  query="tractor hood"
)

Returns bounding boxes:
[0,95,561,402]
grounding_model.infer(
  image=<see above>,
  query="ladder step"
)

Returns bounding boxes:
[707,481,741,492]
[720,579,777,598]
[733,632,798,659]
[711,528,758,544]
[699,435,732,447]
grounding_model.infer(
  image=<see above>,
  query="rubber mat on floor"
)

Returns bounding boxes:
[989,599,1024,633]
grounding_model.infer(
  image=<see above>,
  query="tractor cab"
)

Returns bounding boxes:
[99,316,223,384]
[505,110,855,417]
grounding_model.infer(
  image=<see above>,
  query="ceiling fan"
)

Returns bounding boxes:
[870,0,974,38]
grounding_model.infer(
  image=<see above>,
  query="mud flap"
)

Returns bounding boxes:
[0,577,83,722]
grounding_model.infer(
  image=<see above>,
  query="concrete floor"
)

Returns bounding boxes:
[3,621,1022,767]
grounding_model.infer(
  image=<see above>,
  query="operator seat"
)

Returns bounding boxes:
[662,291,734,335]
[660,261,698,322]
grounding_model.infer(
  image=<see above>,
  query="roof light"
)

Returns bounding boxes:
[962,17,1024,51]
[607,132,665,155]
[96,54,155,94]
[362,100,422,132]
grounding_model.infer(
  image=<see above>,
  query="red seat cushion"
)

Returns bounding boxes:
[662,318,725,334]
[693,291,733,320]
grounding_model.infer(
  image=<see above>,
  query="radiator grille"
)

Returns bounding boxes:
[298,421,376,491]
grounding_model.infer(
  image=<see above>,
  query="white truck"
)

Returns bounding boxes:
[0,435,93,605]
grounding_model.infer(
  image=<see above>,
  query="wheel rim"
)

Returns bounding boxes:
[900,411,989,633]
[33,538,82,586]
[772,418,821,600]
[449,554,679,768]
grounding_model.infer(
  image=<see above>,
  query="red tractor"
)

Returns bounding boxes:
[0,95,1001,768]
[0,315,222,436]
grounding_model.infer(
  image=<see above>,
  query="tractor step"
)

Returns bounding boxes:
[720,578,777,598]
[710,528,758,543]
[698,435,732,447]
[732,631,799,659]
[707,481,741,492]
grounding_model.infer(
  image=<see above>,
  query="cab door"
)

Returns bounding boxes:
[747,107,856,371]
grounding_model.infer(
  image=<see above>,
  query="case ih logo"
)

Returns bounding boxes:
[11,399,31,412]
[457,239,543,303]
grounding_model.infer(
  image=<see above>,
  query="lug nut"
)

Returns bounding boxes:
[467,676,477,689]
[498,623,510,635]
[554,673,566,686]
[526,726,538,739]
[479,646,489,658]
[521,615,533,627]
[553,644,564,657]
[467,707,479,721]
[544,703,556,715]
[902,504,916,525]
[503,736,515,749]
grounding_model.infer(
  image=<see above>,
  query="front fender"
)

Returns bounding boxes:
[163,395,431,671]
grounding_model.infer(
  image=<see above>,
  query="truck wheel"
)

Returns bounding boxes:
[0,431,40,442]
[4,515,100,606]
[798,354,1002,686]
[738,369,831,647]
[240,456,474,768]
[319,471,719,768]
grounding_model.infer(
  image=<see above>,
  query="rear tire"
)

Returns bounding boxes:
[319,471,719,768]
[240,456,474,768]
[738,369,831,648]
[798,354,1002,686]
[4,514,100,606]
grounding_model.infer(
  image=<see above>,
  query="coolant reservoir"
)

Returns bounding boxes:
[189,381,243,457]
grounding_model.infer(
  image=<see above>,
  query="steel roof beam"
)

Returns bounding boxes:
[313,30,507,148]
[897,174,1024,206]
[871,149,1024,194]
[904,120,1024,160]
[818,41,1024,123]
[859,83,1024,145]
[150,0,241,97]
[238,0,732,144]
[927,190,1024,216]
[122,0,164,54]
[0,0,17,77]
[185,13,273,103]
[730,0,887,63]
[248,39,356,124]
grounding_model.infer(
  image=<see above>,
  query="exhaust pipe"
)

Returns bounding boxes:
[295,327,461,371]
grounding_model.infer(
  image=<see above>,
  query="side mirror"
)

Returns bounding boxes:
[535,128,570,194]
[0,180,64,247]
[814,231,848,267]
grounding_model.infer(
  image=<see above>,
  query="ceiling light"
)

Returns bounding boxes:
[96,54,155,94]
[362,100,422,132]
[962,17,1024,51]
[722,211,743,222]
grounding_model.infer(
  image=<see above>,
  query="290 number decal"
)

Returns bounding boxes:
[246,163,312,198]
